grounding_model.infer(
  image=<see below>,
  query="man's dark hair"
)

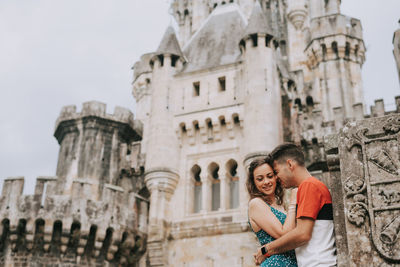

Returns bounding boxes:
[270,143,305,166]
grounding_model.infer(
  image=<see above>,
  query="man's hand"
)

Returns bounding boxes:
[254,246,266,265]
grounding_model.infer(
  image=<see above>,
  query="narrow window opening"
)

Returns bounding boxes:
[250,34,258,47]
[207,120,213,140]
[218,76,226,91]
[345,42,350,59]
[321,44,327,61]
[312,138,318,145]
[332,42,339,58]
[306,96,314,107]
[193,82,200,96]
[171,55,179,67]
[354,44,359,60]
[233,114,240,125]
[193,121,200,130]
[294,98,303,110]
[181,124,187,133]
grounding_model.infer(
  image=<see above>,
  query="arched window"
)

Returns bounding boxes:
[0,219,10,253]
[67,221,81,254]
[33,219,45,253]
[99,228,113,261]
[209,162,220,211]
[15,219,27,252]
[206,118,213,140]
[226,159,239,209]
[49,220,62,255]
[191,165,202,213]
[84,225,97,258]
[332,41,339,58]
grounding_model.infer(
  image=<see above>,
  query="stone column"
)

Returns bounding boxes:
[219,175,229,211]
[201,175,211,213]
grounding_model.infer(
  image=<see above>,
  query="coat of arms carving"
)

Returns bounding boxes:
[341,115,400,262]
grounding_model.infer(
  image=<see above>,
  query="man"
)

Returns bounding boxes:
[254,143,337,267]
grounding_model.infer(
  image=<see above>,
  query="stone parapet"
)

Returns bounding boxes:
[309,14,363,41]
[0,175,148,266]
[55,101,142,143]
[294,96,400,171]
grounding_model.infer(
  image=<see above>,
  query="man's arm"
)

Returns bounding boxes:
[254,217,314,265]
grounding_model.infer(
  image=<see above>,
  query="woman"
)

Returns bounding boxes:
[247,156,297,267]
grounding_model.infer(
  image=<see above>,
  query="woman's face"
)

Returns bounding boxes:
[253,163,277,196]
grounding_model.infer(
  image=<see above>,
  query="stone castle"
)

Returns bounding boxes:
[1,0,400,266]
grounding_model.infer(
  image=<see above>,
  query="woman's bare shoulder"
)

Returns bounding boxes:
[249,197,268,209]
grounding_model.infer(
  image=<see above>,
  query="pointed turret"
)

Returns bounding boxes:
[150,26,185,67]
[242,1,274,39]
[157,26,184,57]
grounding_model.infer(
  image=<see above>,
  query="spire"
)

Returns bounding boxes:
[155,26,184,59]
[243,1,273,38]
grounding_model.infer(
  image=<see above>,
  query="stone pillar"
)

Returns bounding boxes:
[220,175,229,211]
[201,175,211,213]
[145,168,179,266]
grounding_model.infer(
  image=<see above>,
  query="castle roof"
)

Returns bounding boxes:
[155,26,184,58]
[181,4,247,73]
[243,1,274,38]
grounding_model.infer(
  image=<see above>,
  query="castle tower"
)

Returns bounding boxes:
[0,102,147,266]
[54,101,142,197]
[143,26,185,266]
[305,0,366,121]
[240,1,283,165]
[394,20,400,84]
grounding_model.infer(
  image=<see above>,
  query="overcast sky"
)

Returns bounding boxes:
[0,0,399,194]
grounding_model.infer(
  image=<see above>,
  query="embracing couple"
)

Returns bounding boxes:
[247,143,337,267]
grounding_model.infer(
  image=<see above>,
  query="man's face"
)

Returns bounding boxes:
[273,160,293,188]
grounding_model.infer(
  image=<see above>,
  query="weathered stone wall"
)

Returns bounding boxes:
[0,102,148,266]
[325,112,400,266]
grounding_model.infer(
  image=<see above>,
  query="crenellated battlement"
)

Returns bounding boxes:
[55,101,142,140]
[0,174,148,266]
[305,14,366,69]
[294,96,400,169]
[309,14,363,41]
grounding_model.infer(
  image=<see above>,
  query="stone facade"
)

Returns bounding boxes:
[0,102,148,266]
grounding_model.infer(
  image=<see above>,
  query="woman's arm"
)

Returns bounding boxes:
[249,189,297,239]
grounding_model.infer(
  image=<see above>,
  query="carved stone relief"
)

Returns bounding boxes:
[339,115,400,263]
